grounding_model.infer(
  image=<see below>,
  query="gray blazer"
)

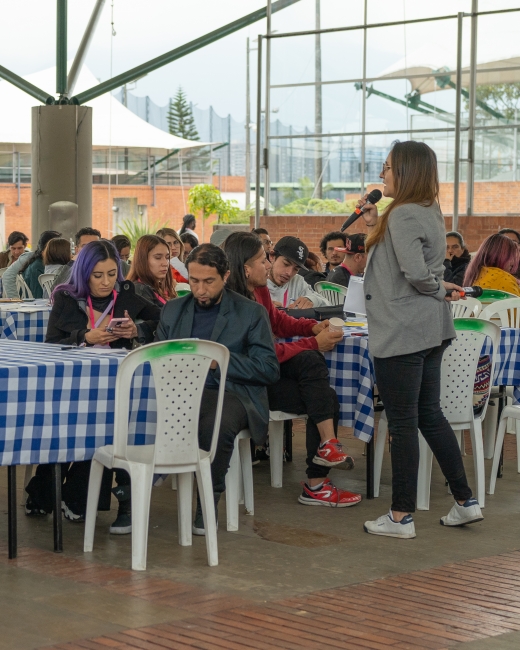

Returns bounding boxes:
[155,288,280,444]
[364,202,455,358]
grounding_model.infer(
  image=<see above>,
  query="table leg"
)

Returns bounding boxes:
[366,438,374,499]
[284,420,293,462]
[52,464,63,553]
[7,466,17,559]
[497,387,505,480]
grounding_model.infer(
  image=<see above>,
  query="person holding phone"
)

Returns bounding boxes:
[360,141,482,539]
[35,240,162,532]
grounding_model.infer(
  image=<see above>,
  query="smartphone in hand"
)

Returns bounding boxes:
[106,317,129,332]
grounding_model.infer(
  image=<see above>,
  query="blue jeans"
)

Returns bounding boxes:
[374,341,472,513]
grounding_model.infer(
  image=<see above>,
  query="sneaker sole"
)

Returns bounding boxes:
[298,495,361,507]
[109,526,132,535]
[363,524,416,539]
[312,456,355,469]
[440,515,484,527]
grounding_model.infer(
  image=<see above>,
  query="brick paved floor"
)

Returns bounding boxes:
[1,419,520,649]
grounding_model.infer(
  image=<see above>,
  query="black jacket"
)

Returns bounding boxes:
[298,267,327,289]
[443,250,471,287]
[46,280,161,348]
[155,288,279,444]
[326,264,352,288]
[134,280,168,310]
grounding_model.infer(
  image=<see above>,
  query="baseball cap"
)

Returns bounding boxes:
[273,236,309,269]
[334,233,366,255]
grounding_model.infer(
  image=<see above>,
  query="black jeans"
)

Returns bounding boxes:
[267,350,340,480]
[374,340,472,513]
[198,388,248,496]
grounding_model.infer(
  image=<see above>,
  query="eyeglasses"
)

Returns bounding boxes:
[381,163,392,175]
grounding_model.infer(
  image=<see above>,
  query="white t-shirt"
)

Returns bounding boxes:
[185,228,199,242]
[267,274,331,308]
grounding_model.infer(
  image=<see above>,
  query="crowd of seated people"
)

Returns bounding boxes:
[20,218,520,539]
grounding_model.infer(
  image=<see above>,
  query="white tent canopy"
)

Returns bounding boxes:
[0,64,210,151]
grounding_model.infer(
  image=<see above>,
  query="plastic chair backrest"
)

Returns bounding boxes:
[450,297,481,318]
[479,298,520,328]
[175,282,191,298]
[16,274,33,299]
[0,268,7,278]
[478,289,517,305]
[440,318,500,426]
[314,281,348,306]
[113,339,229,467]
[38,273,57,299]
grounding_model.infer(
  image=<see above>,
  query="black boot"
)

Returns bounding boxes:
[192,491,220,536]
[109,485,131,535]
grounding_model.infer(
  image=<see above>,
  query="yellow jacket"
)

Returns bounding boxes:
[474,266,520,296]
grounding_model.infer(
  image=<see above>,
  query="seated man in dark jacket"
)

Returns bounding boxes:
[155,244,279,534]
[326,233,366,288]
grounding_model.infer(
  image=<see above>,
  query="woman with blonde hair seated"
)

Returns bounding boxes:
[464,233,520,296]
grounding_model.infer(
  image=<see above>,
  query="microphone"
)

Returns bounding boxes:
[340,189,383,232]
[449,286,483,298]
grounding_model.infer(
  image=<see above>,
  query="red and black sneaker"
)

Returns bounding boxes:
[298,478,362,507]
[313,438,355,468]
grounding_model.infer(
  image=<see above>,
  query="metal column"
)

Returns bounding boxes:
[16,152,20,206]
[453,12,464,232]
[264,1,272,215]
[255,35,263,228]
[56,0,68,97]
[245,38,251,209]
[466,0,478,216]
[360,0,368,196]
[314,0,323,199]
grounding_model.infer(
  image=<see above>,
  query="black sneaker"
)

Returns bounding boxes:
[192,493,220,536]
[25,496,49,516]
[61,500,85,523]
[109,485,132,535]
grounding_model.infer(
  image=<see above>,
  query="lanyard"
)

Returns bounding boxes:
[153,291,167,305]
[87,290,117,329]
[283,288,289,307]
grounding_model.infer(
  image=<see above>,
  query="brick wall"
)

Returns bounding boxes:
[0,175,245,246]
[252,214,520,258]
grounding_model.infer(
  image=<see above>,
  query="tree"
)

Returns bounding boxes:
[188,184,240,242]
[167,87,200,141]
[465,83,520,120]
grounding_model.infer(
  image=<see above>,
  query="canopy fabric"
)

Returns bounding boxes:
[379,56,520,95]
[0,64,210,150]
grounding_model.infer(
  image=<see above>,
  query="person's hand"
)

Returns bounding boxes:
[312,320,329,335]
[84,328,118,346]
[356,194,378,227]
[446,249,455,260]
[443,281,465,302]
[272,300,283,308]
[288,297,313,310]
[210,360,218,370]
[315,327,344,352]
[111,310,138,339]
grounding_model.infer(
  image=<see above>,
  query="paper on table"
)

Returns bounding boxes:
[343,276,366,316]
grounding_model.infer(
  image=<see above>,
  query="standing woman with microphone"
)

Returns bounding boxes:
[360,141,483,539]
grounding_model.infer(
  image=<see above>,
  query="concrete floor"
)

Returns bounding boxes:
[1,423,520,649]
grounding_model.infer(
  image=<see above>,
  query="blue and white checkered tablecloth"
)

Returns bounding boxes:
[0,340,156,467]
[0,308,51,342]
[481,327,520,401]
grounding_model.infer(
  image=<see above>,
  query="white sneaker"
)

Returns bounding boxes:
[440,498,483,527]
[364,511,416,539]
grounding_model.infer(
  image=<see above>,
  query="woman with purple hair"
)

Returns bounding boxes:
[26,240,162,534]
[46,239,160,348]
[464,233,520,296]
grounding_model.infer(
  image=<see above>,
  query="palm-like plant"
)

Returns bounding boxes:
[116,216,169,250]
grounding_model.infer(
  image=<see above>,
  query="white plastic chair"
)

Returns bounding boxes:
[374,319,501,509]
[16,274,33,299]
[176,282,191,297]
[314,281,348,306]
[83,339,229,571]
[489,404,520,494]
[479,298,520,327]
[38,273,57,299]
[451,297,481,318]
[224,429,253,531]
[268,411,307,488]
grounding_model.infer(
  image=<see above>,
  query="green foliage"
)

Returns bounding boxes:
[280,177,334,204]
[116,216,169,250]
[187,184,240,224]
[279,196,393,215]
[167,87,200,141]
[465,83,520,120]
[229,208,254,224]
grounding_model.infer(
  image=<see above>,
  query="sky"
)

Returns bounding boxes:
[1,0,520,129]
